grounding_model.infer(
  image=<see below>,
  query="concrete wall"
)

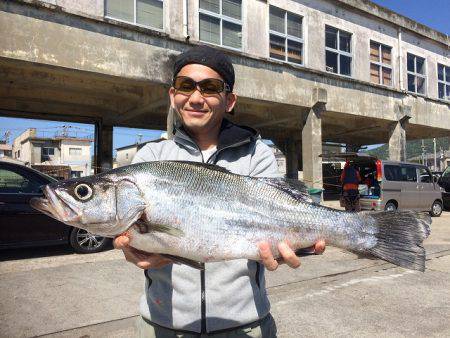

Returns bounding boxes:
[60,139,91,176]
[116,146,138,167]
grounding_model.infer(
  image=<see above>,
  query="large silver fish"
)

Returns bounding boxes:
[30,161,431,271]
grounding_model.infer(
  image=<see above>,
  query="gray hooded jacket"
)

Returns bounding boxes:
[132,119,280,333]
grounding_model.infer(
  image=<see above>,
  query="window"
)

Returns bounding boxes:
[370,41,392,86]
[71,171,83,178]
[407,53,426,94]
[384,165,402,181]
[438,64,450,100]
[0,169,42,194]
[401,166,417,182]
[418,168,432,183]
[69,147,82,156]
[325,26,352,76]
[105,0,163,30]
[269,6,303,65]
[42,147,55,156]
[199,0,242,50]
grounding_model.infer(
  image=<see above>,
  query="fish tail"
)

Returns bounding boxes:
[363,211,431,272]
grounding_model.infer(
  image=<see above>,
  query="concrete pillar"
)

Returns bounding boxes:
[302,105,323,188]
[285,138,299,180]
[388,115,410,162]
[94,122,113,173]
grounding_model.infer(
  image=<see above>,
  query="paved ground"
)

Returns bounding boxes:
[1,205,449,338]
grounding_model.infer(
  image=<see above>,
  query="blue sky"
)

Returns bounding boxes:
[1,1,447,153]
[371,0,449,34]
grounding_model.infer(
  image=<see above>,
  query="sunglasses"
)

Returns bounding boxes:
[173,76,231,96]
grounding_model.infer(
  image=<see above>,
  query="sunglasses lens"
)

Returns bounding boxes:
[198,79,224,95]
[174,77,196,94]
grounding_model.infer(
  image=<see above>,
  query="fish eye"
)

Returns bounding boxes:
[74,184,92,201]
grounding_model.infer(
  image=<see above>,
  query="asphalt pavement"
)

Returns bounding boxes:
[1,205,449,338]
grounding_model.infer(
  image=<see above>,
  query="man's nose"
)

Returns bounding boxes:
[188,87,205,105]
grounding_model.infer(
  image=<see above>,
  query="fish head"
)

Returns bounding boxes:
[30,174,146,237]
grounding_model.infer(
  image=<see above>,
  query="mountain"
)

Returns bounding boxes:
[364,137,450,161]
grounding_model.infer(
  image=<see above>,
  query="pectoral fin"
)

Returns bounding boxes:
[161,254,204,270]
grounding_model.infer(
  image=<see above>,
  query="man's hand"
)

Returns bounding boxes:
[258,240,326,271]
[114,235,172,270]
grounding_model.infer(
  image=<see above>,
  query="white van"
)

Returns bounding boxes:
[334,153,443,217]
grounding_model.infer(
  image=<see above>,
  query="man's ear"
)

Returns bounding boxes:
[226,92,237,113]
[169,87,176,108]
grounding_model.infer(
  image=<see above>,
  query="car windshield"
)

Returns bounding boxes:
[443,166,450,178]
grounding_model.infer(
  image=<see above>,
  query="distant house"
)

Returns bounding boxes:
[408,150,450,172]
[12,128,93,177]
[116,137,165,168]
[0,142,12,158]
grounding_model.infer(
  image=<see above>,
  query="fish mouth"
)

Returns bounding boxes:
[30,186,80,223]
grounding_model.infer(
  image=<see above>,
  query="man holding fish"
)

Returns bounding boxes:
[115,45,325,337]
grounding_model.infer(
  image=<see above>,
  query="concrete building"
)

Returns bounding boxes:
[409,150,450,172]
[12,128,93,177]
[0,142,12,158]
[0,0,449,188]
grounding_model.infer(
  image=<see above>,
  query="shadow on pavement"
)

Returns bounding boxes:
[0,244,113,262]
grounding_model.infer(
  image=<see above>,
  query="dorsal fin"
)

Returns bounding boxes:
[257,177,313,203]
[166,161,233,175]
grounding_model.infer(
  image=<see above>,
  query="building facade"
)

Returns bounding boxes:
[0,0,449,188]
[12,128,93,177]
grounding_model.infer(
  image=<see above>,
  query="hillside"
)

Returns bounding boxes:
[364,137,450,160]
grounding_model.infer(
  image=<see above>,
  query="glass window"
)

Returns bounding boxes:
[42,147,55,156]
[401,166,417,182]
[437,63,450,100]
[369,41,392,86]
[0,169,42,194]
[325,26,352,76]
[269,6,303,65]
[222,0,241,20]
[384,165,401,181]
[418,168,432,183]
[105,0,163,30]
[407,53,427,95]
[69,147,82,156]
[199,0,242,49]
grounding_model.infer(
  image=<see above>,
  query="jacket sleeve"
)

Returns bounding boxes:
[131,144,158,164]
[249,140,282,178]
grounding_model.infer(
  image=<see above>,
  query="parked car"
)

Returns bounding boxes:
[0,160,111,253]
[438,166,450,210]
[331,153,443,217]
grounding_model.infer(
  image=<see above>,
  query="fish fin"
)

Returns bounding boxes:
[167,161,232,174]
[161,254,204,270]
[364,211,431,272]
[257,177,313,203]
[150,223,185,237]
[136,213,185,237]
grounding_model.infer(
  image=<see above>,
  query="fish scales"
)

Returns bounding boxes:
[30,161,431,271]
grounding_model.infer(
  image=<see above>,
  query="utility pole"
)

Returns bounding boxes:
[433,138,437,171]
[421,140,426,165]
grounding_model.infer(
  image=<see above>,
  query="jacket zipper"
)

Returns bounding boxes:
[176,131,252,334]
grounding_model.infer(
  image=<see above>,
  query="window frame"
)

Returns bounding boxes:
[198,0,243,51]
[437,63,450,101]
[42,147,55,156]
[69,147,82,156]
[406,52,427,95]
[104,0,165,32]
[324,25,353,77]
[369,40,393,87]
[268,5,304,66]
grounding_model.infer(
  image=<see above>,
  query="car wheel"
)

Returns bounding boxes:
[69,228,110,254]
[384,201,397,212]
[429,200,443,217]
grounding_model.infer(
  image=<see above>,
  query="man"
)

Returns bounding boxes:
[340,161,361,211]
[114,45,325,337]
